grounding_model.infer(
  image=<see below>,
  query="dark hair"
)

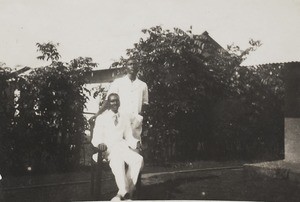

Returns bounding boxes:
[107,93,119,101]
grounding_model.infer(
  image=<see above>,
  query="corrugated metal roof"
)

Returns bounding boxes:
[241,44,300,66]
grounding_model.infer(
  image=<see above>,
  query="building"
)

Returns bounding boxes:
[241,45,300,163]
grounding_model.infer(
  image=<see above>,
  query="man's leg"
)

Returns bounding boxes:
[109,154,127,197]
[122,148,143,193]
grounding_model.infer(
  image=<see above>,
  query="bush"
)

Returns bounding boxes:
[112,26,284,163]
[1,43,97,175]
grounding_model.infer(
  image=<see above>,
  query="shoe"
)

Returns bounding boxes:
[128,184,137,199]
[129,189,137,200]
[123,193,132,201]
[111,194,123,201]
[111,193,132,201]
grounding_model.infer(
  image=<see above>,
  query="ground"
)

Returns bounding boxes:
[1,160,300,202]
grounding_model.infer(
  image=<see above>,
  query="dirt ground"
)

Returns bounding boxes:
[1,161,300,202]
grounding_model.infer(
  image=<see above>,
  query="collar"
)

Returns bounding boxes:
[125,75,138,83]
[107,110,120,118]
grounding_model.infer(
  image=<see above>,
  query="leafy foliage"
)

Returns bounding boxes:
[113,26,283,162]
[0,26,285,172]
[0,65,17,174]
[1,43,97,175]
[36,42,61,61]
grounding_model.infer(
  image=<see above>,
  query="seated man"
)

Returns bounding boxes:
[91,93,143,201]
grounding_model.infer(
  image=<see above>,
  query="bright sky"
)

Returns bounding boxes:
[0,0,299,69]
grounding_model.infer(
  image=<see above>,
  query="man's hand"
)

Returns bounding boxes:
[130,141,142,154]
[98,143,107,152]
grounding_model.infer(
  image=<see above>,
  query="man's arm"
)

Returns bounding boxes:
[91,116,105,148]
[124,116,139,150]
[89,100,109,121]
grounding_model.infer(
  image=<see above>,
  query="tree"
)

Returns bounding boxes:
[111,26,281,162]
[2,42,98,174]
[0,64,16,174]
[36,42,61,61]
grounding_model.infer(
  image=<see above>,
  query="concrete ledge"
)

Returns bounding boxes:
[244,160,300,183]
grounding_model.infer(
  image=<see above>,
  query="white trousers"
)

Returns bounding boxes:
[109,142,144,196]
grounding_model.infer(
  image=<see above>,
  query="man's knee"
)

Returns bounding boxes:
[109,157,123,170]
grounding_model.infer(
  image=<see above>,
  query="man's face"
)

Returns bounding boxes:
[126,60,138,80]
[108,94,120,113]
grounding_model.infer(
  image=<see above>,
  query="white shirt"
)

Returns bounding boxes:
[107,75,148,116]
[91,110,138,154]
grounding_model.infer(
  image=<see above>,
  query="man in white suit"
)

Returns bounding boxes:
[92,93,143,201]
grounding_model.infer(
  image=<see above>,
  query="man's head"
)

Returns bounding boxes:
[126,59,139,81]
[107,93,120,113]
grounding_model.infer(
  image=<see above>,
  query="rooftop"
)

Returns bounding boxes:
[241,43,300,66]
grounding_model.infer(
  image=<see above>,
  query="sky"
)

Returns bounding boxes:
[0,0,300,69]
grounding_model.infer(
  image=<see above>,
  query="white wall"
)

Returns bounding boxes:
[285,118,300,163]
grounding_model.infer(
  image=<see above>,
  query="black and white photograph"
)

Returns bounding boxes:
[1,0,300,201]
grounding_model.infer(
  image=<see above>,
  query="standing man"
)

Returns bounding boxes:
[92,93,144,201]
[91,59,149,146]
